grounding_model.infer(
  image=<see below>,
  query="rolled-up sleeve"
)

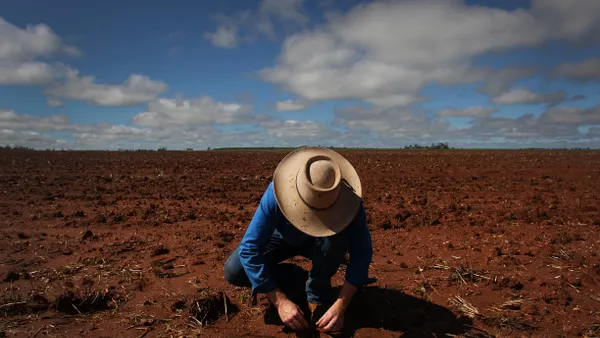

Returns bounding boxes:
[238,182,280,295]
[345,204,373,287]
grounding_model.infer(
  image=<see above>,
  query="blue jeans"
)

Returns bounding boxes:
[224,230,350,305]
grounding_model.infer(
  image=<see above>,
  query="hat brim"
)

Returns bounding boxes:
[273,147,363,237]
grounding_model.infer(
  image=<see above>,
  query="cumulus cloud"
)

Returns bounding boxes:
[73,125,154,146]
[332,101,600,145]
[457,104,600,140]
[478,67,536,97]
[554,57,600,81]
[205,0,308,48]
[588,126,600,138]
[46,97,64,107]
[132,96,254,127]
[261,119,334,140]
[45,70,167,106]
[0,17,80,62]
[0,62,60,85]
[204,25,238,49]
[261,0,600,104]
[438,106,498,118]
[492,88,571,106]
[0,129,67,149]
[335,104,453,140]
[0,17,164,109]
[3,101,600,149]
[366,94,423,108]
[271,99,311,112]
[0,109,73,131]
[0,18,80,86]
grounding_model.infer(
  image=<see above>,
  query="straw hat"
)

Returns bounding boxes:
[273,147,363,237]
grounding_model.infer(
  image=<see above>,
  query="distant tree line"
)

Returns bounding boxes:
[404,142,451,149]
[1,145,36,151]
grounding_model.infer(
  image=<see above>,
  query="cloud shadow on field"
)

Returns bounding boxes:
[263,263,473,337]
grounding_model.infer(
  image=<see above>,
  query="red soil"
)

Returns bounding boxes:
[1,150,599,337]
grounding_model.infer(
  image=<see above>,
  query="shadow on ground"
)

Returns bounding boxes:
[264,264,472,337]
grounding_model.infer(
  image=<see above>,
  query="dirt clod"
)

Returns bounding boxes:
[3,270,20,282]
[171,299,186,312]
[190,290,238,326]
[1,294,50,315]
[82,230,94,241]
[152,245,169,256]
[494,277,524,290]
[55,289,121,315]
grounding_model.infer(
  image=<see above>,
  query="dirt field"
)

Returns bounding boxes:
[1,149,599,337]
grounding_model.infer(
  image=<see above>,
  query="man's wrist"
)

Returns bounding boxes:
[336,280,358,311]
[267,288,287,308]
[332,298,348,312]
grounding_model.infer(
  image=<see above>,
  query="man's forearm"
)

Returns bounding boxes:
[267,288,288,307]
[333,280,358,311]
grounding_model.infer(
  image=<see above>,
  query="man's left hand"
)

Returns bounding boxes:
[315,302,344,332]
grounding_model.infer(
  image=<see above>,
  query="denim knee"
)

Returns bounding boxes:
[223,248,250,287]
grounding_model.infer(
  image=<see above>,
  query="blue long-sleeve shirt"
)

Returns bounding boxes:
[238,182,373,295]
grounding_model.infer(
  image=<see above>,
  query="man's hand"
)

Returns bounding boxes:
[315,280,359,332]
[277,298,309,331]
[316,302,344,332]
[267,289,309,331]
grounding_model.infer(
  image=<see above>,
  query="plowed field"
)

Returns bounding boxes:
[1,150,599,337]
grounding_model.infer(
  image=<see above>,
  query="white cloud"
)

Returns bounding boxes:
[261,119,334,140]
[366,94,422,108]
[0,109,73,130]
[273,99,310,111]
[0,18,80,86]
[438,106,498,118]
[335,104,453,140]
[588,126,600,138]
[204,25,238,49]
[132,96,254,127]
[257,0,308,38]
[205,0,308,48]
[45,71,167,106]
[0,62,58,85]
[334,101,600,144]
[261,0,600,104]
[0,17,166,109]
[73,125,153,144]
[0,129,67,149]
[540,105,600,125]
[0,17,80,62]
[555,57,600,81]
[479,67,536,97]
[492,88,570,105]
[47,97,64,107]
[461,104,600,140]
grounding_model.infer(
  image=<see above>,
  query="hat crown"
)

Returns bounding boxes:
[309,160,336,189]
[297,155,341,210]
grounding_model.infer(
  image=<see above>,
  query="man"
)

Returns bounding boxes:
[224,146,373,333]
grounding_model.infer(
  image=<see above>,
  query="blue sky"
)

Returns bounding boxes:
[1,0,599,149]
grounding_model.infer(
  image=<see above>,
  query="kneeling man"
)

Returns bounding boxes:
[224,147,373,333]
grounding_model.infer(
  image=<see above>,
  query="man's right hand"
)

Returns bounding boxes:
[267,289,309,331]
